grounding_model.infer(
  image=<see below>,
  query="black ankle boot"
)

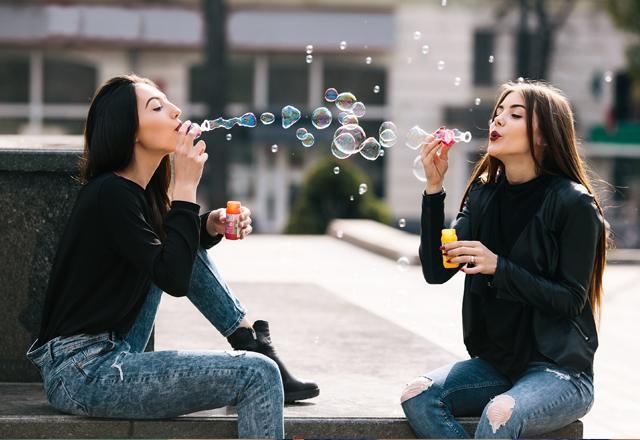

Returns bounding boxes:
[227,321,319,403]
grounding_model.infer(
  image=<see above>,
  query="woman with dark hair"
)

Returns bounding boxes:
[26,74,317,438]
[401,81,609,438]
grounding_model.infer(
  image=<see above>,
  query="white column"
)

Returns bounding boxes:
[254,55,268,110]
[308,55,323,110]
[26,51,44,134]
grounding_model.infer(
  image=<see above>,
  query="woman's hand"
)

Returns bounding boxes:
[206,206,253,239]
[442,240,498,275]
[173,121,207,200]
[420,128,454,193]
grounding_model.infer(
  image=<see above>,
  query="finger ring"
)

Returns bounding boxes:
[470,255,476,264]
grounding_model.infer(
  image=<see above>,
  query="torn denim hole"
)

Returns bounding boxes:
[544,367,571,381]
[487,394,516,434]
[111,352,126,381]
[400,377,433,404]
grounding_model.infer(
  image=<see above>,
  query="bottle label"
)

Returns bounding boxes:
[225,213,241,238]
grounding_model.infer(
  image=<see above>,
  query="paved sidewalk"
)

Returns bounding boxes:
[154,235,640,439]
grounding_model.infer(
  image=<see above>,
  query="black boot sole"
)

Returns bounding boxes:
[284,387,320,403]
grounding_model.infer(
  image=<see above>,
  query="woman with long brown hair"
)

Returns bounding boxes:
[26,74,317,439]
[401,81,608,438]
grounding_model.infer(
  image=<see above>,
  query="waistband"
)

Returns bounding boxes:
[26,331,119,369]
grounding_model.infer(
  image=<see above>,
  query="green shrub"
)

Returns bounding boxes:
[285,157,393,234]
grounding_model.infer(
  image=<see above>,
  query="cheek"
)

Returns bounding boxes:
[138,118,174,149]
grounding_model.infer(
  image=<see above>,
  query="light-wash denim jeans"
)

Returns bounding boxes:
[401,357,593,439]
[26,248,285,439]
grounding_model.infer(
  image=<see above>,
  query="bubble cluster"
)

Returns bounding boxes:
[296,127,308,140]
[200,112,257,131]
[338,112,358,126]
[373,85,381,94]
[301,133,315,147]
[488,55,495,63]
[311,107,333,129]
[260,112,275,125]
[334,124,365,154]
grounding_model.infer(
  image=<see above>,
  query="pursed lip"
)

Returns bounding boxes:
[174,121,182,132]
[490,130,502,141]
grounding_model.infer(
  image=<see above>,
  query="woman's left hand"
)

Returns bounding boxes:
[442,240,498,275]
[207,206,253,239]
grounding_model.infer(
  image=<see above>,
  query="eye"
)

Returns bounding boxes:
[512,114,522,119]
[153,106,163,112]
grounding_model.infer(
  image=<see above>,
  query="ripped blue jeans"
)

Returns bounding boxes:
[401,357,593,439]
[26,248,285,439]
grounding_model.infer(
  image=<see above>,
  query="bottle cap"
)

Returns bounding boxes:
[441,228,457,240]
[226,201,242,214]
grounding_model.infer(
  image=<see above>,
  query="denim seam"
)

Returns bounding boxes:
[234,366,275,438]
[439,403,468,439]
[91,366,246,384]
[57,378,89,415]
[526,386,581,422]
[220,311,247,338]
[440,380,510,400]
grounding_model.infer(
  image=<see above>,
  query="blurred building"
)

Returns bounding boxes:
[0,0,638,245]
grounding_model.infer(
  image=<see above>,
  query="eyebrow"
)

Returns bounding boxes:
[497,104,526,110]
[145,96,162,109]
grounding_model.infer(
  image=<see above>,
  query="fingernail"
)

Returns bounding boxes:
[439,246,444,250]
[447,260,452,263]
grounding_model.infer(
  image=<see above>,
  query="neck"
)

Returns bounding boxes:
[502,157,539,185]
[115,147,164,190]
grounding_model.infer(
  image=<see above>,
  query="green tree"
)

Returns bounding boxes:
[605,0,640,81]
[285,157,392,234]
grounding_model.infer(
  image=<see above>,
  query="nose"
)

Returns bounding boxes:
[170,103,181,119]
[493,114,505,128]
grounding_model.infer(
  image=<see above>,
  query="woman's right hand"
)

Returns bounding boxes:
[173,121,208,200]
[420,131,453,193]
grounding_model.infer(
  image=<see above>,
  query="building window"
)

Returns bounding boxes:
[268,55,308,107]
[43,58,96,104]
[323,59,386,106]
[473,30,494,86]
[0,55,29,103]
[189,55,254,105]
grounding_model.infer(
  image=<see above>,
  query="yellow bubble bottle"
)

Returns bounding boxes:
[441,229,459,269]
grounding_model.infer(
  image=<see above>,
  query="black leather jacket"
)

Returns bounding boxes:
[420,174,604,376]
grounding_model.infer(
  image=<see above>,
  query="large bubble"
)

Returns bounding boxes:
[406,125,429,150]
[334,124,365,153]
[282,105,301,129]
[412,155,427,182]
[379,129,397,148]
[352,102,366,118]
[360,137,381,161]
[331,140,351,159]
[238,112,257,128]
[311,107,332,129]
[335,92,357,112]
[338,112,358,126]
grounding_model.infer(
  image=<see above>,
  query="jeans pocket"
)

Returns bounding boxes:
[74,340,116,374]
[47,377,89,416]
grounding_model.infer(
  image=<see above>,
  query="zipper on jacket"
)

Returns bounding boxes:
[571,320,590,341]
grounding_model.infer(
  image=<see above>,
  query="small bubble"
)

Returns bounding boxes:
[475,97,481,106]
[437,60,445,70]
[333,166,340,175]
[301,133,315,147]
[358,183,368,195]
[311,106,333,129]
[336,229,344,238]
[260,112,275,125]
[517,77,525,83]
[422,45,430,55]
[441,0,447,6]
[305,54,313,64]
[373,85,381,94]
[271,144,278,153]
[454,76,461,86]
[352,101,366,118]
[604,71,613,83]
[335,92,357,112]
[324,87,339,102]
[365,56,372,65]
[379,149,385,157]
[349,195,355,202]
[398,218,406,228]
[488,55,495,63]
[226,133,232,141]
[339,40,347,50]
[413,31,422,40]
[397,256,410,272]
[296,127,308,140]
[305,44,313,54]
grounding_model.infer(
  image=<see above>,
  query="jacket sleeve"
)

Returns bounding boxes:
[199,211,224,249]
[419,186,474,284]
[99,181,201,297]
[492,193,603,318]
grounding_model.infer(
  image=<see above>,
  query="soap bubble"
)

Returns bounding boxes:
[398,218,406,228]
[380,128,397,147]
[239,112,257,127]
[517,77,525,83]
[379,149,385,157]
[413,31,422,40]
[296,127,308,140]
[226,133,232,141]
[338,112,358,126]
[604,71,613,83]
[260,112,275,125]
[311,107,333,129]
[352,101,366,118]
[349,195,355,202]
[441,0,447,6]
[422,45,430,55]
[397,256,410,272]
[333,133,358,155]
[406,125,429,150]
[437,60,445,70]
[360,137,381,161]
[475,97,481,106]
[365,56,372,65]
[488,55,495,63]
[301,133,315,147]
[334,124,366,152]
[331,140,351,159]
[305,54,313,64]
[324,87,339,102]
[333,166,340,175]
[271,144,278,153]
[379,121,398,137]
[454,76,461,86]
[336,229,344,238]
[358,183,368,195]
[339,41,347,50]
[373,85,380,94]
[335,92,357,112]
[305,44,313,54]
[282,105,301,129]
[412,155,427,182]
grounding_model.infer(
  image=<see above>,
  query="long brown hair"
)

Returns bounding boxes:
[78,74,171,241]
[460,81,610,323]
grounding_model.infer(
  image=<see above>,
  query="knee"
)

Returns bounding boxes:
[246,352,283,392]
[401,376,434,405]
[476,394,518,438]
[400,376,438,421]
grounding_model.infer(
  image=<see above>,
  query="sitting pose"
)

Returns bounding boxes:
[26,74,318,439]
[401,81,608,439]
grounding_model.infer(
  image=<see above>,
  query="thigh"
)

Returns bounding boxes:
[479,363,594,437]
[409,357,512,417]
[61,343,277,419]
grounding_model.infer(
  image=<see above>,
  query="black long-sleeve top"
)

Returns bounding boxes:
[36,172,222,346]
